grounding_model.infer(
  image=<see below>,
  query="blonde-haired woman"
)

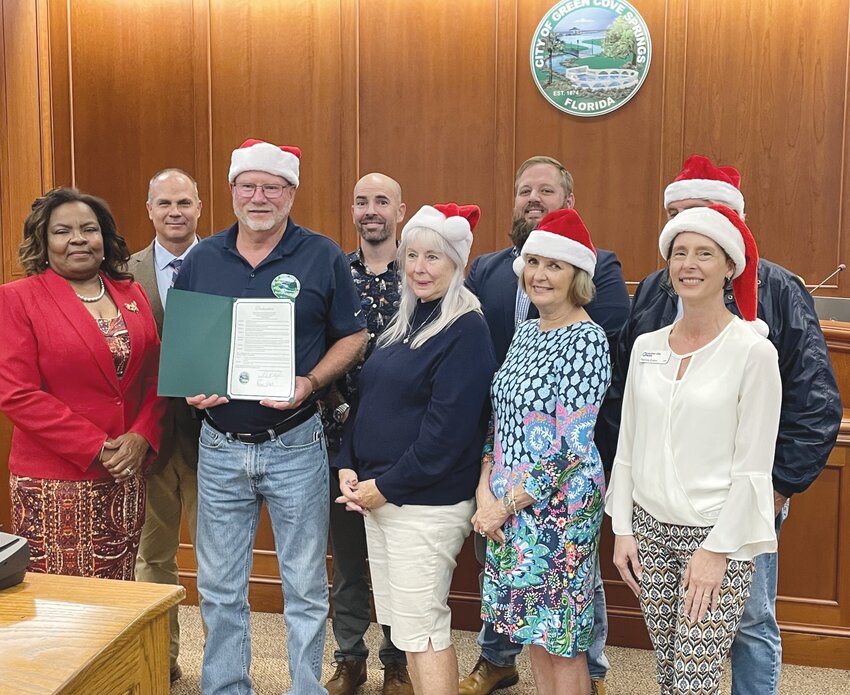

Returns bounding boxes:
[335,203,497,695]
[606,205,781,695]
[474,208,611,695]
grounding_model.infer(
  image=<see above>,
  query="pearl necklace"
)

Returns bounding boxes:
[403,302,441,344]
[75,275,105,303]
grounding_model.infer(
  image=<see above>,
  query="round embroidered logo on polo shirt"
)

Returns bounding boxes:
[271,273,300,300]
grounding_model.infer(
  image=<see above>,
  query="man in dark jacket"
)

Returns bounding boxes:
[467,157,629,361]
[462,155,630,695]
[597,154,842,695]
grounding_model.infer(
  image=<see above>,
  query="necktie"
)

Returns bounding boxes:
[169,258,183,287]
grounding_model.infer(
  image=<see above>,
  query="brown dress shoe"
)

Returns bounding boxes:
[590,679,606,695]
[325,660,367,695]
[383,662,413,695]
[458,657,520,695]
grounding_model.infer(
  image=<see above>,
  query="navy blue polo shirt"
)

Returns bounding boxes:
[173,219,366,433]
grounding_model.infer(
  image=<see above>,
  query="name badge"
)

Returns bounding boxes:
[639,350,671,364]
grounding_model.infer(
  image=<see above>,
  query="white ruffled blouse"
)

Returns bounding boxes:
[605,317,781,561]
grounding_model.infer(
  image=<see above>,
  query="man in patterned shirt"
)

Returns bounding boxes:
[323,173,412,695]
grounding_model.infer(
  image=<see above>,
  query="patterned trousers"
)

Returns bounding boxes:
[633,505,754,695]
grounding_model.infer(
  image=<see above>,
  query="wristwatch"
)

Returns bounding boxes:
[333,403,351,423]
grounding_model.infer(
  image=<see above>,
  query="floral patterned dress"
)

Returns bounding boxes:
[482,319,610,657]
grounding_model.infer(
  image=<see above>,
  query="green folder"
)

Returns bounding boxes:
[158,289,233,397]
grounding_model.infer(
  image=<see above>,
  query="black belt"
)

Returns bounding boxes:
[205,405,318,444]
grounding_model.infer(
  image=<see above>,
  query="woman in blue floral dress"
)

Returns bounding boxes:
[473,208,611,695]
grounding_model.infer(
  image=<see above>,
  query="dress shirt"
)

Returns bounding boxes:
[153,237,199,308]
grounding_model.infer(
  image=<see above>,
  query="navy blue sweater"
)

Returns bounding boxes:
[336,300,496,506]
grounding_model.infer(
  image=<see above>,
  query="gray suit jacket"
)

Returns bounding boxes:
[129,241,200,470]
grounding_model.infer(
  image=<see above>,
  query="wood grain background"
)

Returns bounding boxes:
[2,0,849,667]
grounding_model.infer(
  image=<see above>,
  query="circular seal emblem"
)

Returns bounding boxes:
[238,371,250,385]
[530,0,651,118]
[271,273,300,300]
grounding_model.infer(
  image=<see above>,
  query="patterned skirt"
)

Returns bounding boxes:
[10,474,146,580]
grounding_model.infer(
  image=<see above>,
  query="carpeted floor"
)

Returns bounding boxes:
[170,606,850,694]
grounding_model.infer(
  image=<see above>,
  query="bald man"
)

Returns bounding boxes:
[131,168,203,683]
[322,174,412,695]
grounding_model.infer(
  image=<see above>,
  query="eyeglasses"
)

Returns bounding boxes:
[232,182,293,199]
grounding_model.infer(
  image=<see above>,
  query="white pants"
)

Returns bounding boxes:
[365,499,474,652]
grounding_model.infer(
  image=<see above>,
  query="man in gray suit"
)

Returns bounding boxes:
[130,168,203,683]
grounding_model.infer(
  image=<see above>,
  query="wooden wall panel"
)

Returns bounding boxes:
[681,0,849,291]
[207,0,348,242]
[354,0,500,259]
[779,467,841,605]
[513,0,668,286]
[0,0,51,282]
[0,0,53,533]
[62,0,202,252]
[3,0,850,669]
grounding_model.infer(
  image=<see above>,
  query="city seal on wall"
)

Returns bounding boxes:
[530,0,651,117]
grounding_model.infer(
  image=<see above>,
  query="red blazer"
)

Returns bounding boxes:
[0,269,166,480]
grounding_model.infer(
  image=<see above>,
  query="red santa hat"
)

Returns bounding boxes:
[659,204,764,331]
[401,203,480,265]
[513,208,597,278]
[228,138,302,186]
[664,154,745,215]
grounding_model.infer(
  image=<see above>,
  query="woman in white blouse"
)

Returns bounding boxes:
[605,205,781,695]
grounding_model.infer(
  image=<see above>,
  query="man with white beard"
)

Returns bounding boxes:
[175,138,367,695]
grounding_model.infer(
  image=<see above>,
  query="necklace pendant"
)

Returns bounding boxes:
[403,336,410,344]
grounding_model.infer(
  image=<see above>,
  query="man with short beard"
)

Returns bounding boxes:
[175,138,368,695]
[322,173,413,695]
[468,156,629,363]
[462,155,629,695]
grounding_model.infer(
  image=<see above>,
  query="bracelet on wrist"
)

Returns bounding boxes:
[305,372,320,394]
[502,494,513,517]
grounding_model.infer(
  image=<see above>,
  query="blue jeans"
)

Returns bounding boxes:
[196,417,329,695]
[730,501,789,695]
[476,534,610,679]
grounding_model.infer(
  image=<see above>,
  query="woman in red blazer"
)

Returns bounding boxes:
[0,188,166,580]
